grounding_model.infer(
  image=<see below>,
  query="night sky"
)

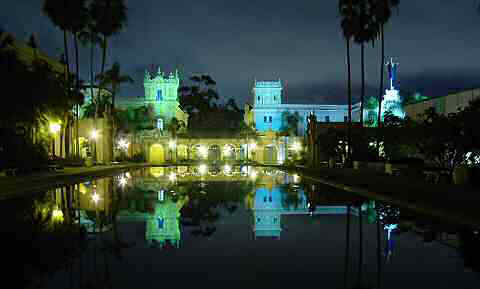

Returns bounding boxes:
[2,0,480,105]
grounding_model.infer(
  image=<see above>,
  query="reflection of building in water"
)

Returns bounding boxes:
[253,187,282,239]
[249,184,352,239]
[117,189,188,249]
[146,194,188,247]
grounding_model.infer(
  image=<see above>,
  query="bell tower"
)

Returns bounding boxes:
[253,79,283,106]
[144,67,181,124]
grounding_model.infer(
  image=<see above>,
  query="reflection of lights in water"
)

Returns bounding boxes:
[292,142,302,151]
[200,191,207,195]
[224,164,232,174]
[157,190,164,201]
[293,174,300,183]
[119,176,127,187]
[169,172,177,182]
[199,164,207,175]
[52,207,63,221]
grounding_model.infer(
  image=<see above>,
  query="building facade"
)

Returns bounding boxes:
[250,80,361,136]
[117,67,188,130]
[404,88,480,121]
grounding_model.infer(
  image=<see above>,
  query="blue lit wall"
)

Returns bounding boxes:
[252,80,361,136]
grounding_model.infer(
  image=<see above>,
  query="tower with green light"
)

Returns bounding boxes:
[144,67,187,129]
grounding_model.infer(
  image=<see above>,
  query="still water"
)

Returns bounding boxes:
[3,166,479,288]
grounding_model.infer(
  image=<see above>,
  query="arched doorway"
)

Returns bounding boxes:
[208,145,220,162]
[222,144,236,161]
[264,145,278,164]
[177,144,188,161]
[150,144,165,164]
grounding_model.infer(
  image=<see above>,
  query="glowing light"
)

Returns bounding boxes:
[52,207,63,222]
[119,176,127,187]
[118,138,129,151]
[293,174,300,183]
[249,142,257,150]
[199,164,207,175]
[198,146,208,158]
[92,192,101,204]
[224,164,232,174]
[49,122,61,134]
[125,172,131,179]
[91,130,99,140]
[250,170,257,179]
[169,140,176,149]
[223,145,232,156]
[292,142,302,151]
[169,172,177,182]
[158,190,164,201]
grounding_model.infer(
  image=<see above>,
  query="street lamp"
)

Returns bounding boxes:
[49,122,61,157]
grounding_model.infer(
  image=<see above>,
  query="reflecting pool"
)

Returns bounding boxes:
[2,166,480,289]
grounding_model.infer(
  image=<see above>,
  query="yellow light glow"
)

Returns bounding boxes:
[224,164,231,174]
[118,138,129,150]
[49,123,61,134]
[293,174,300,183]
[199,164,207,175]
[250,170,257,179]
[92,192,101,204]
[169,172,177,182]
[119,176,127,187]
[249,142,257,150]
[198,146,208,157]
[52,207,64,221]
[292,142,302,151]
[91,130,99,140]
[169,140,176,149]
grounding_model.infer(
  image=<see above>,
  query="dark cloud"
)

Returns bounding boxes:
[2,0,480,105]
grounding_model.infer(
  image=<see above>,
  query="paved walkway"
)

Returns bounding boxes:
[0,163,149,200]
[294,167,480,228]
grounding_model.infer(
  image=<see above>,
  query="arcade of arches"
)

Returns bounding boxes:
[143,135,303,165]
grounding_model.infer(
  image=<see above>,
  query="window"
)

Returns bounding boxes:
[269,116,272,123]
[325,116,330,122]
[157,218,164,229]
[264,196,267,202]
[258,96,260,102]
[269,196,272,202]
[157,119,164,130]
[344,116,348,122]
[156,90,163,101]
[274,96,276,101]
[264,116,267,123]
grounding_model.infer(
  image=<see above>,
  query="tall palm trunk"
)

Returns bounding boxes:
[346,38,352,166]
[74,33,80,158]
[357,203,364,287]
[377,25,385,128]
[360,43,365,126]
[376,207,382,289]
[343,204,351,289]
[376,25,385,158]
[63,30,71,158]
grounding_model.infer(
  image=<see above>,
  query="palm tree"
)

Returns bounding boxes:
[353,0,379,126]
[43,0,89,158]
[343,204,351,289]
[90,0,128,79]
[97,62,133,162]
[96,62,133,111]
[371,0,400,128]
[356,202,364,288]
[339,0,357,166]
